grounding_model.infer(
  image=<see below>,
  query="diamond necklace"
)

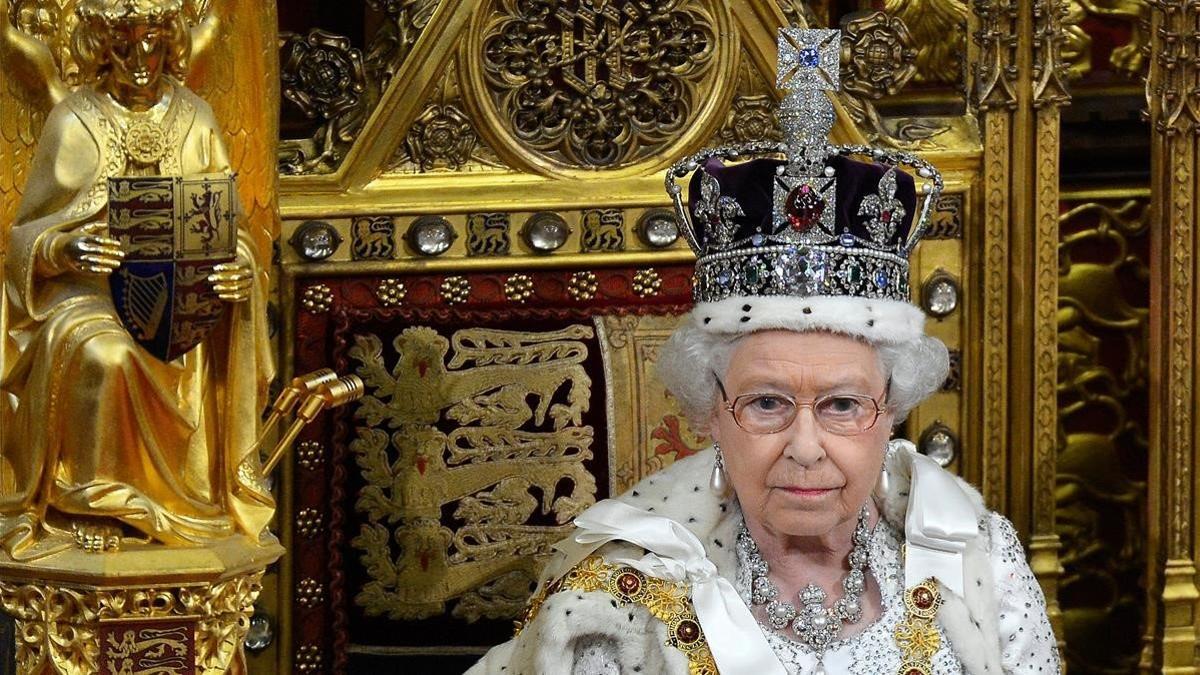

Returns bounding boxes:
[737,506,872,652]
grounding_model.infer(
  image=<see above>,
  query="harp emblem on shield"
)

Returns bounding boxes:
[118,268,169,341]
[107,174,239,362]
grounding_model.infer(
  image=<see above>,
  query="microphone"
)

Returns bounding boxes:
[259,375,365,477]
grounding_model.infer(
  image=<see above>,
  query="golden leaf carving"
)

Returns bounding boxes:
[475,0,720,168]
[1056,198,1149,672]
[0,571,262,674]
[883,0,968,86]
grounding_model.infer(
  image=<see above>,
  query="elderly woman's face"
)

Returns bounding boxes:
[712,331,893,539]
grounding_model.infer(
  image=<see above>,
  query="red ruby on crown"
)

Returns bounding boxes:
[786,184,826,232]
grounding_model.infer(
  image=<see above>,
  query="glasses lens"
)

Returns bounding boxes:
[814,395,877,434]
[733,394,796,433]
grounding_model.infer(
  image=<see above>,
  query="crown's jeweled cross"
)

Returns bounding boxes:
[776,28,840,91]
[773,29,841,241]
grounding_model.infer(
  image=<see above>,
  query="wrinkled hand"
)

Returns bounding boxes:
[208,257,253,303]
[57,221,125,275]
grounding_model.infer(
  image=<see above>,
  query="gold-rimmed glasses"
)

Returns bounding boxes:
[714,374,890,436]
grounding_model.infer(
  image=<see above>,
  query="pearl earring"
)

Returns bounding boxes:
[875,438,900,498]
[710,442,730,495]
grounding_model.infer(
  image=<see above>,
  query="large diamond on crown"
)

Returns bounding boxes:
[773,175,837,244]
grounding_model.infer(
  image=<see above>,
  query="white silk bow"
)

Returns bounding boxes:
[556,499,788,675]
[904,451,979,597]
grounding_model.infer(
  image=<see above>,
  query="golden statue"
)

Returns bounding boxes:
[0,0,275,558]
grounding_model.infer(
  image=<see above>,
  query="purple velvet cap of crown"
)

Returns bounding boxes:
[685,155,918,253]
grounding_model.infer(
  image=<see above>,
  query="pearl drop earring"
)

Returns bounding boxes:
[710,442,730,495]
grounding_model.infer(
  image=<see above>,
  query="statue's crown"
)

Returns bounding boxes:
[76,0,184,22]
[666,28,943,306]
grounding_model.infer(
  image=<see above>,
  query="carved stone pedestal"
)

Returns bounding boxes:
[0,536,283,675]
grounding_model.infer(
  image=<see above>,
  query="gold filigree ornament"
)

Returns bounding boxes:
[123,118,170,166]
[296,440,325,470]
[567,271,598,301]
[301,284,334,313]
[295,507,324,538]
[440,275,471,304]
[295,643,322,673]
[504,273,534,303]
[76,0,185,23]
[893,578,943,675]
[519,555,718,675]
[472,0,725,170]
[296,577,325,608]
[93,83,184,169]
[0,567,265,675]
[632,268,663,298]
[376,278,408,307]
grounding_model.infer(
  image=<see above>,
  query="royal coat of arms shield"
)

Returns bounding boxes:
[107,174,238,362]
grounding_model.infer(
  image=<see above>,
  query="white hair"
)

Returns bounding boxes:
[656,318,949,428]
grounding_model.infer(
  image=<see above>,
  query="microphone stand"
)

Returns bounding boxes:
[232,369,363,494]
[259,375,365,478]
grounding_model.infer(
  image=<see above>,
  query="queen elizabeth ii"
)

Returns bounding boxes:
[470,28,1059,675]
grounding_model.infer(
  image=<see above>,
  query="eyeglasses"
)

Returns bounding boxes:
[714,374,890,436]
